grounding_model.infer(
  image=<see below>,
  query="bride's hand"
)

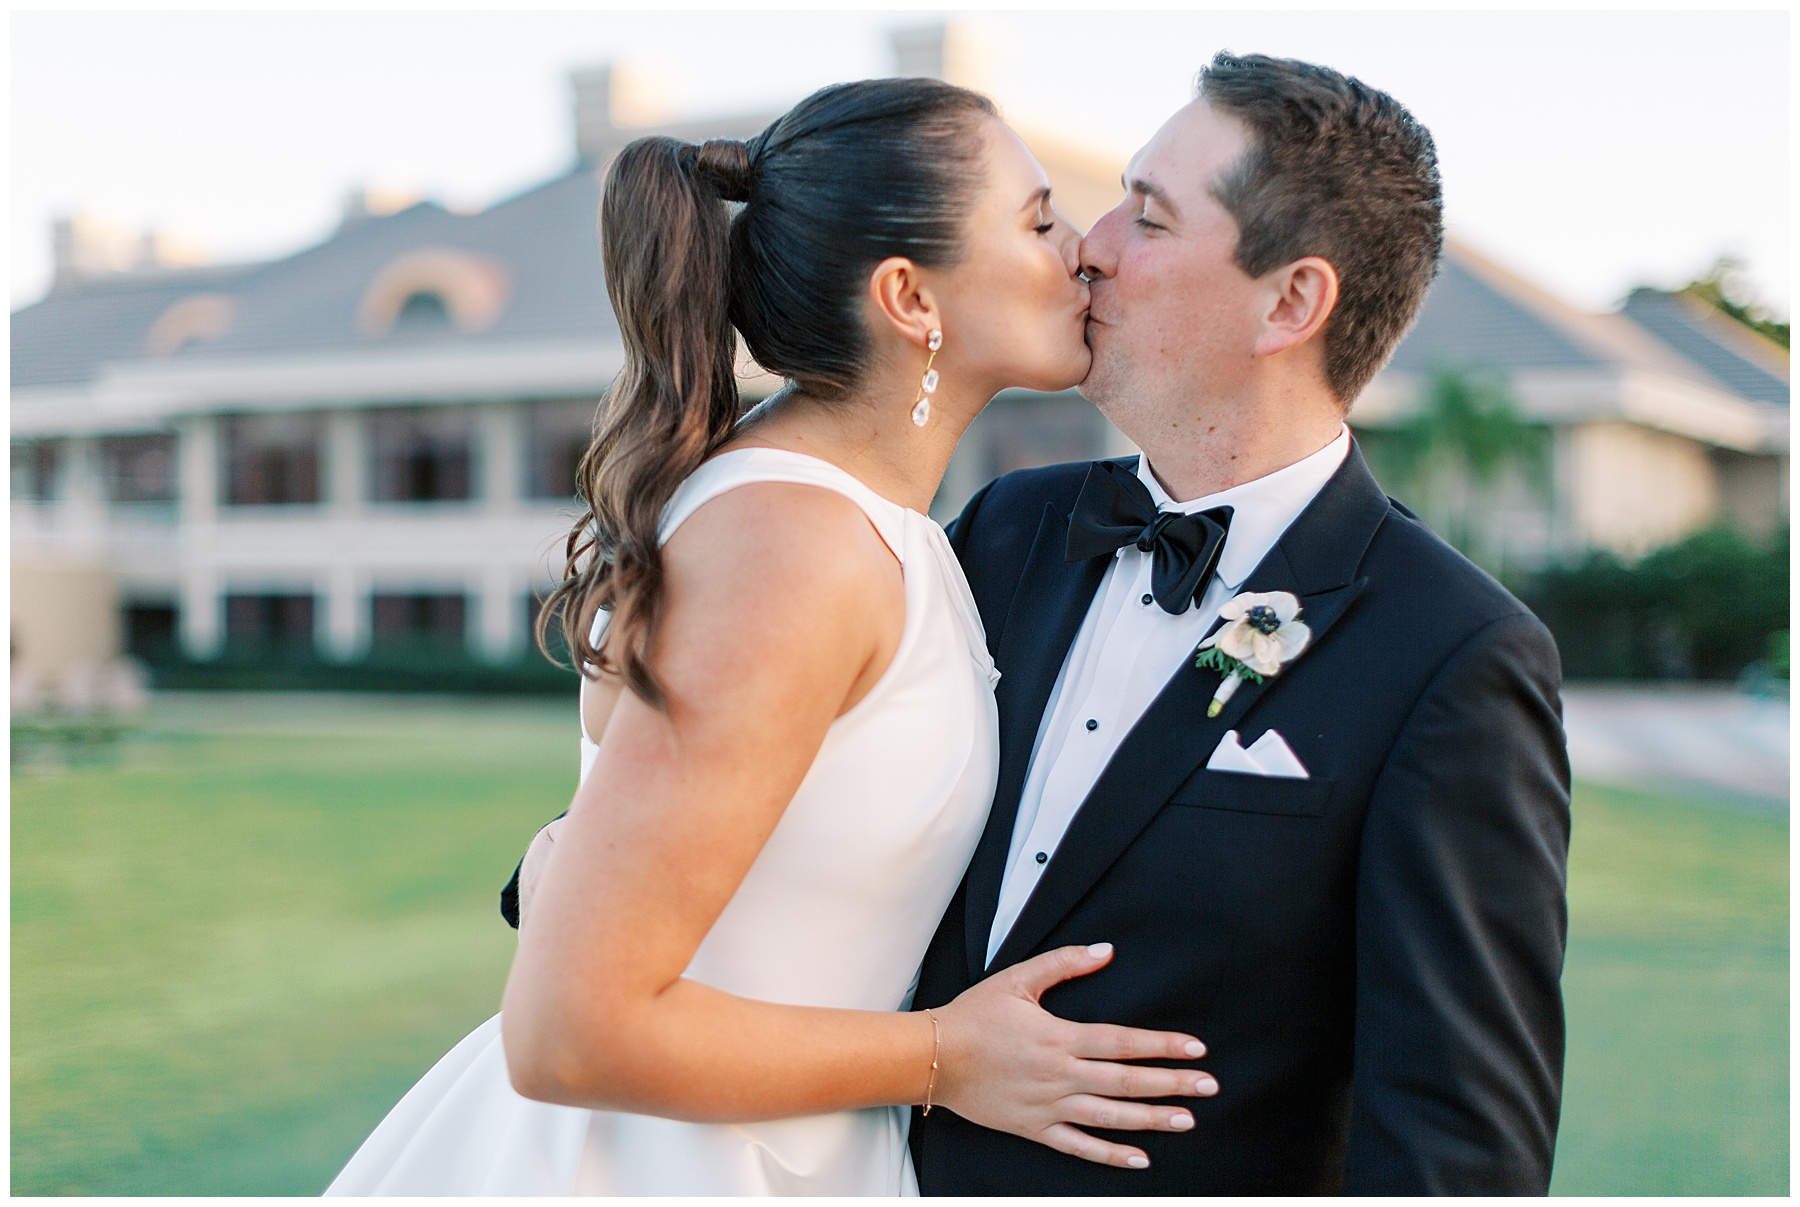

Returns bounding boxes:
[931,942,1216,1169]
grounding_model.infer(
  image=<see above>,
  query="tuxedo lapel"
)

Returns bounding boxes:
[962,500,1112,980]
[986,443,1391,973]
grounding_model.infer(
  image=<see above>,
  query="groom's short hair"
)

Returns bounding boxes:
[1199,52,1443,404]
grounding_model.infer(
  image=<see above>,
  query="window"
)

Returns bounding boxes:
[123,603,179,664]
[393,291,452,332]
[528,400,596,500]
[224,593,315,654]
[355,249,509,337]
[371,593,467,651]
[102,434,179,503]
[145,293,237,357]
[369,408,473,502]
[223,414,321,505]
[11,440,58,502]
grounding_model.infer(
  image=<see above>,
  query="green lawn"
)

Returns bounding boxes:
[11,694,1789,1195]
[12,694,577,1195]
[1551,781,1788,1194]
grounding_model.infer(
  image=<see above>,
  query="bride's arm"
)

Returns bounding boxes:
[502,484,1211,1169]
[512,670,621,928]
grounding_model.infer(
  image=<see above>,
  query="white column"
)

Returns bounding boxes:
[476,402,524,511]
[57,436,109,560]
[321,411,369,661]
[177,417,219,525]
[323,565,367,661]
[1548,424,1579,561]
[474,404,525,661]
[175,417,223,658]
[180,566,223,659]
[324,410,367,514]
[476,565,522,663]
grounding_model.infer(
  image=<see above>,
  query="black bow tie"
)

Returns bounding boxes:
[1064,460,1233,615]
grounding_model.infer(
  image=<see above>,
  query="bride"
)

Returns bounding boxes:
[327,77,1213,1197]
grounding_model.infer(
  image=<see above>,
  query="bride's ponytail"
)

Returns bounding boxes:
[541,136,752,706]
[543,79,996,706]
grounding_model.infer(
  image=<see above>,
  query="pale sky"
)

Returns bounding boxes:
[10,8,1791,318]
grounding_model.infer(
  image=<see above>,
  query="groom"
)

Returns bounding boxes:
[908,53,1569,1195]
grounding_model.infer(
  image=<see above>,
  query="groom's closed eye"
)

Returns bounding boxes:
[1122,176,1181,224]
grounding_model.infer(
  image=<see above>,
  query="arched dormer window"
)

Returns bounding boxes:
[356,248,510,338]
[394,290,452,331]
[145,293,238,357]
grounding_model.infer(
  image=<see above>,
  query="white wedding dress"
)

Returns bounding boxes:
[326,448,1000,1196]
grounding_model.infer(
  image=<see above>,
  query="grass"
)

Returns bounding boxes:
[12,694,577,1195]
[1551,781,1789,1195]
[10,694,1790,1195]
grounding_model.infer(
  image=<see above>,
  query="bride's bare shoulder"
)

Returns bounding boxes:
[667,479,897,582]
[664,479,900,632]
[642,482,903,712]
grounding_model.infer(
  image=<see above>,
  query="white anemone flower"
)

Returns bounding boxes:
[1201,591,1312,678]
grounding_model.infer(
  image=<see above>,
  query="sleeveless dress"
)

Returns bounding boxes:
[325,448,1000,1196]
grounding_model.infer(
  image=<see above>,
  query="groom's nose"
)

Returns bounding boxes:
[1078,207,1122,283]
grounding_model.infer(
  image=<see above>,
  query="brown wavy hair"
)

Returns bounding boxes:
[537,78,995,707]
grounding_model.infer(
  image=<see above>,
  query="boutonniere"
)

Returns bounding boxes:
[1194,591,1312,717]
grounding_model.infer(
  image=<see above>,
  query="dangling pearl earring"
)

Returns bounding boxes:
[911,329,942,428]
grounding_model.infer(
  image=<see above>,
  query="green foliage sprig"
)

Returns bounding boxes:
[1194,644,1265,683]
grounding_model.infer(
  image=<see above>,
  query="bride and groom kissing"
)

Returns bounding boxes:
[330,51,1570,1197]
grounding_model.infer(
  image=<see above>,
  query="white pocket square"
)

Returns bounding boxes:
[1206,729,1310,779]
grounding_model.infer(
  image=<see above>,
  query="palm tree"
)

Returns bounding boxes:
[1367,365,1551,574]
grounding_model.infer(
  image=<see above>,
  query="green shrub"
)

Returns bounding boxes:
[1519,525,1789,680]
[146,643,578,695]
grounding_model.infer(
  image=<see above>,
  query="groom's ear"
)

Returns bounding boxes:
[1251,256,1339,360]
[866,255,940,350]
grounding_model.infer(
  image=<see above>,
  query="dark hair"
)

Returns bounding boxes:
[539,77,997,705]
[1197,52,1443,404]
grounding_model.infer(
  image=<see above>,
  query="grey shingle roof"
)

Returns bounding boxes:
[1388,252,1604,375]
[1621,289,1789,407]
[11,168,618,389]
[16,174,1789,430]
[1385,242,1790,413]
[11,263,259,388]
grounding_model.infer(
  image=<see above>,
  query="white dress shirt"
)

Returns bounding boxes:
[985,426,1352,965]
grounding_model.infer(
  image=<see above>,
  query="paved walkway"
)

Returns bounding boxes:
[1562,684,1790,808]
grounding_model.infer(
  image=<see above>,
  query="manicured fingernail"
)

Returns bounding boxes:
[1184,1040,1206,1057]
[1196,1076,1218,1095]
[1127,1154,1150,1169]
[1086,942,1113,958]
[1171,1113,1194,1130]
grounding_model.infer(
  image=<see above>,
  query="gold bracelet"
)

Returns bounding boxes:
[922,1008,941,1116]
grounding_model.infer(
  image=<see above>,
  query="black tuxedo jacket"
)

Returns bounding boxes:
[909,444,1570,1195]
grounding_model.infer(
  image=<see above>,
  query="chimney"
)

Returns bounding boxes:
[891,24,947,79]
[572,62,674,166]
[338,187,372,231]
[50,213,139,288]
[51,216,79,287]
[890,21,991,88]
[570,64,615,165]
[50,213,209,288]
